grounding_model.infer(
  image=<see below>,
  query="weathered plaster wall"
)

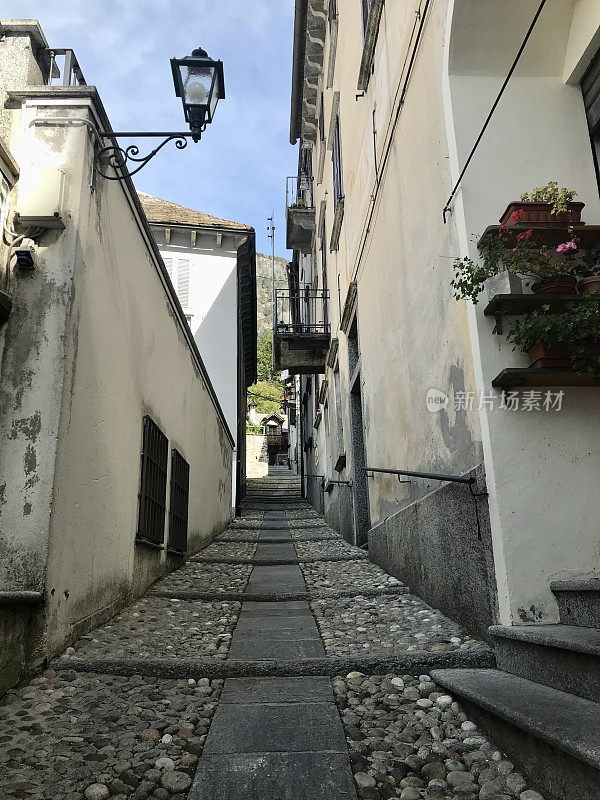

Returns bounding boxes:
[303,0,490,616]
[0,87,233,679]
[444,0,600,625]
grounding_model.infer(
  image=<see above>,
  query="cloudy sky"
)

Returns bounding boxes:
[4,1,297,256]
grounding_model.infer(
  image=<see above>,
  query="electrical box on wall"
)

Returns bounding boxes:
[15,168,66,229]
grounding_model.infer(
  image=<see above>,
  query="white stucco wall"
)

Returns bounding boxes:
[152,229,239,445]
[444,0,600,624]
[0,90,233,661]
[299,0,600,628]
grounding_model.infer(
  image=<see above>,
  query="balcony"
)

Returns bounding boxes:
[286,176,315,254]
[273,287,330,374]
[266,433,288,449]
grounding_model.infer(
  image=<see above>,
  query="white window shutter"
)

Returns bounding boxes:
[163,257,173,282]
[177,258,190,309]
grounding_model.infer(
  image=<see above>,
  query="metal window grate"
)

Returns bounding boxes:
[168,449,190,554]
[136,416,168,547]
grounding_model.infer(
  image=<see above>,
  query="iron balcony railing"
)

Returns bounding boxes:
[46,49,87,86]
[286,174,314,210]
[274,287,330,335]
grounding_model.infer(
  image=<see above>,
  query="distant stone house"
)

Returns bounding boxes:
[138,193,257,511]
[247,404,289,466]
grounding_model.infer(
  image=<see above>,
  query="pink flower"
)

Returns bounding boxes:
[556,241,578,254]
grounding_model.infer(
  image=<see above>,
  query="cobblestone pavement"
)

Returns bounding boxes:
[153,562,252,594]
[0,470,546,800]
[312,596,488,658]
[301,558,406,592]
[334,672,542,800]
[59,598,239,662]
[0,671,221,800]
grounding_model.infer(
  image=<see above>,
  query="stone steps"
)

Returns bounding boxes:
[551,579,600,628]
[148,585,410,602]
[58,648,496,679]
[490,623,600,702]
[431,668,600,800]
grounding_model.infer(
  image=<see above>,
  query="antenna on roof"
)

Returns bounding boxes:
[267,213,276,349]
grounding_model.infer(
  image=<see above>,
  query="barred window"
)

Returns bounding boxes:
[136,416,168,547]
[168,450,190,554]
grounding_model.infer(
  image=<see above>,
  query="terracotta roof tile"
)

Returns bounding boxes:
[138,191,253,232]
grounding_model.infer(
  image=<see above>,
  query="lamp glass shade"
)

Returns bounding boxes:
[181,63,215,109]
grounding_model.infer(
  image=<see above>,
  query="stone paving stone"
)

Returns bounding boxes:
[190,752,358,800]
[59,597,240,661]
[311,595,490,657]
[254,542,297,560]
[0,670,221,799]
[228,637,326,660]
[155,561,252,594]
[240,600,313,616]
[301,559,406,592]
[259,528,292,541]
[333,671,546,800]
[219,676,334,703]
[204,693,347,753]
[245,565,306,594]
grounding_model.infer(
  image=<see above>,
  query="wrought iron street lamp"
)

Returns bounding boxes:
[96,47,225,181]
[171,48,225,142]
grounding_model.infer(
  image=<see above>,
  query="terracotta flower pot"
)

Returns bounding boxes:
[500,201,585,227]
[531,275,578,295]
[526,339,600,369]
[578,276,600,295]
[526,342,573,369]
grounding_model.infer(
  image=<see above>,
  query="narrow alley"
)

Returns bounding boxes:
[0,468,545,800]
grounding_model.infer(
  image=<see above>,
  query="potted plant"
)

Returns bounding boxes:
[506,302,600,371]
[452,228,577,303]
[576,245,600,295]
[500,181,584,227]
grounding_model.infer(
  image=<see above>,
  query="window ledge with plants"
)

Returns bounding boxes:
[452,182,600,389]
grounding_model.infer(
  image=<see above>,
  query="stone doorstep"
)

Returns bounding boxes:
[431,668,600,775]
[56,649,495,679]
[490,624,600,703]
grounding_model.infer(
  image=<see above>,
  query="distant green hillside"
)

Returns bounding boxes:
[249,253,289,413]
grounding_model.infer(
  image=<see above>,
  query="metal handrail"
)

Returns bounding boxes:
[363,466,475,485]
[363,466,487,541]
[46,49,87,86]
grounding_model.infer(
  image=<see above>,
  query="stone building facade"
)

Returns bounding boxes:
[283,0,600,639]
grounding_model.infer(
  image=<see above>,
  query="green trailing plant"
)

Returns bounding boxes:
[520,181,577,215]
[576,245,600,278]
[451,232,568,303]
[506,302,600,372]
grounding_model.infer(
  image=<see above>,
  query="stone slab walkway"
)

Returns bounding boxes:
[0,469,545,800]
